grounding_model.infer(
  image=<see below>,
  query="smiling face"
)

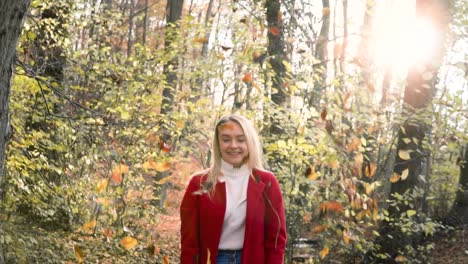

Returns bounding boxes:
[217,121,249,167]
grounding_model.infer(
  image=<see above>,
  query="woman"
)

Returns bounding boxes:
[180,114,287,264]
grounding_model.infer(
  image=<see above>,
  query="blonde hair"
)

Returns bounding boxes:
[200,114,265,192]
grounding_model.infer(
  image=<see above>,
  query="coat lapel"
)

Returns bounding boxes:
[244,174,265,241]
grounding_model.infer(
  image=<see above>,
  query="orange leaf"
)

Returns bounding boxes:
[74,245,85,263]
[303,212,312,222]
[307,166,318,180]
[155,161,171,172]
[364,163,377,178]
[320,246,329,259]
[277,10,283,22]
[346,137,361,152]
[390,173,401,183]
[268,26,280,36]
[320,201,344,213]
[160,140,172,153]
[103,227,114,241]
[395,255,407,262]
[120,236,138,250]
[111,164,129,184]
[142,159,158,170]
[242,72,253,83]
[83,219,96,233]
[322,7,331,17]
[312,224,328,234]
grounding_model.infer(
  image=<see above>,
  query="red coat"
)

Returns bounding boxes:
[180,168,287,264]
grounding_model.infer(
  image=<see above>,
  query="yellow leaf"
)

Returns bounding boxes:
[400,168,409,180]
[74,245,84,263]
[155,161,171,172]
[398,150,411,160]
[142,159,158,170]
[407,210,416,217]
[96,179,108,193]
[156,176,172,185]
[83,219,96,232]
[95,197,110,206]
[390,173,401,183]
[322,7,331,17]
[395,255,407,262]
[120,236,138,250]
[354,153,364,166]
[320,246,329,259]
[364,182,373,195]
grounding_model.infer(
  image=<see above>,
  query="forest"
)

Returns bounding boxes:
[0,0,467,263]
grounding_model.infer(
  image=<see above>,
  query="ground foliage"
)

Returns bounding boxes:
[1,0,467,263]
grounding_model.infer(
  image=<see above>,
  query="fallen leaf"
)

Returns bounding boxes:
[74,245,84,263]
[83,219,96,233]
[120,236,138,250]
[320,246,329,259]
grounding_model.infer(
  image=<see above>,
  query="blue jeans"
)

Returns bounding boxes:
[216,249,242,264]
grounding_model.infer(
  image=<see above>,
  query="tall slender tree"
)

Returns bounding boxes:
[0,0,32,261]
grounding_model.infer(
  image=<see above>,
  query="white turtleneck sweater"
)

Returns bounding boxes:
[218,160,250,250]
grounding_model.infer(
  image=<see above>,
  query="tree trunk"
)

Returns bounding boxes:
[448,143,468,224]
[127,0,135,57]
[310,0,330,110]
[142,0,149,46]
[265,0,289,135]
[376,0,450,261]
[0,1,32,262]
[161,0,184,115]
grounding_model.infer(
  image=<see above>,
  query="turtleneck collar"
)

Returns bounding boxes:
[219,159,250,181]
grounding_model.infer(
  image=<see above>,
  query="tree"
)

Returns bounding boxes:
[0,0,32,261]
[377,0,451,261]
[161,0,184,115]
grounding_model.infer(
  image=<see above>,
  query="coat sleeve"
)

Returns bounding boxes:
[264,174,287,264]
[180,176,201,264]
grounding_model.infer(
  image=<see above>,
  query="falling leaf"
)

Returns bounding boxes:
[268,26,280,36]
[277,10,283,22]
[96,179,108,193]
[307,166,318,180]
[354,153,364,166]
[334,43,342,58]
[322,7,331,17]
[312,225,328,234]
[142,159,158,170]
[83,219,96,233]
[320,246,329,259]
[364,163,377,178]
[242,72,253,83]
[342,229,353,244]
[400,168,409,180]
[111,164,129,184]
[320,201,344,213]
[193,37,208,44]
[160,140,172,153]
[252,82,262,93]
[407,210,416,217]
[395,255,407,262]
[320,108,327,121]
[346,137,361,152]
[74,245,85,263]
[120,236,138,250]
[398,150,411,160]
[155,161,171,172]
[302,212,312,222]
[364,182,373,195]
[220,45,232,51]
[390,173,401,183]
[103,227,114,242]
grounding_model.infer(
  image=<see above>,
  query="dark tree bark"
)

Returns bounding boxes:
[127,0,135,56]
[0,0,32,261]
[142,0,149,46]
[266,0,287,107]
[310,0,330,110]
[161,0,184,115]
[448,143,468,224]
